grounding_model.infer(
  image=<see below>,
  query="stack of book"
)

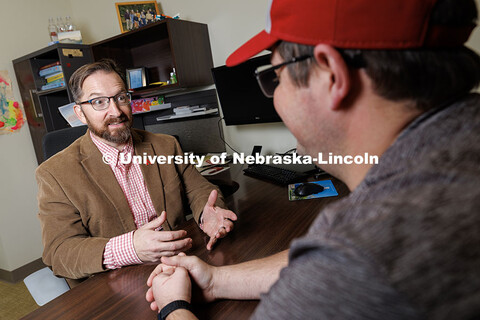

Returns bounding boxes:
[39,62,65,91]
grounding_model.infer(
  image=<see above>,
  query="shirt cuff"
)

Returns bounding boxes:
[103,231,143,269]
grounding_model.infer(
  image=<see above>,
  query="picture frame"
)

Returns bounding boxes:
[126,67,147,89]
[115,1,160,33]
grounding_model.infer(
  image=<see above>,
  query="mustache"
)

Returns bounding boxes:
[105,115,128,125]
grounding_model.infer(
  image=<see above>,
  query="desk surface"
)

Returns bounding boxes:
[22,166,349,320]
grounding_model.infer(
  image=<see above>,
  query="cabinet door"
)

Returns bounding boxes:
[38,90,71,132]
[13,59,46,164]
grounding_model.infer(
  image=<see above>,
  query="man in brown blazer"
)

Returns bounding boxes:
[36,59,237,286]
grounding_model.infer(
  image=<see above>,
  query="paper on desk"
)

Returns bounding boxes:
[192,153,232,169]
[200,166,230,176]
[58,102,84,127]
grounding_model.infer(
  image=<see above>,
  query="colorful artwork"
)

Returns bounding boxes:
[0,70,24,134]
[131,96,167,114]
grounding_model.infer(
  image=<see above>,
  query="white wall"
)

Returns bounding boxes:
[0,0,74,271]
[69,0,123,43]
[70,0,297,155]
[157,0,298,154]
[0,0,287,272]
[1,0,480,272]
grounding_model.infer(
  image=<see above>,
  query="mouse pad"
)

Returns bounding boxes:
[288,180,338,201]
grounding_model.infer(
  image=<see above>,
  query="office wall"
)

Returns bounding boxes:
[72,0,480,154]
[0,0,287,273]
[144,0,300,154]
[0,0,74,271]
[0,0,479,273]
[70,0,297,155]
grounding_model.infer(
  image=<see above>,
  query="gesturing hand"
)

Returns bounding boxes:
[201,190,237,250]
[145,263,191,311]
[134,211,192,262]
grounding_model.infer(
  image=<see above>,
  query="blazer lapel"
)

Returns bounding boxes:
[132,131,171,230]
[79,131,136,231]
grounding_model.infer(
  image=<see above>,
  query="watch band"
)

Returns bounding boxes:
[158,300,192,320]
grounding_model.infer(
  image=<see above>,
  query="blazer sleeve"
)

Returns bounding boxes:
[171,138,227,223]
[36,166,109,280]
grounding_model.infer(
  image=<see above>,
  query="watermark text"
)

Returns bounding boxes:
[102,152,378,166]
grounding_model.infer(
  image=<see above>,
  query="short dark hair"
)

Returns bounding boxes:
[69,59,126,103]
[277,0,480,111]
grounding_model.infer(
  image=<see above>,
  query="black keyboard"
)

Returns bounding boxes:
[243,164,309,185]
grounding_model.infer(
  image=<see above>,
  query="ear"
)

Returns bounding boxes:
[73,104,88,125]
[312,44,350,110]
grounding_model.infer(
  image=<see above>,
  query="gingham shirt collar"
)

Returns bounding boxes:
[90,131,134,168]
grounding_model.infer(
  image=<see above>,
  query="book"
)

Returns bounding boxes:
[46,72,64,83]
[39,61,60,70]
[46,78,65,85]
[39,65,62,77]
[41,80,65,91]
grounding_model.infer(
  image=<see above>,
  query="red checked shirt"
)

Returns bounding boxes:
[91,132,160,269]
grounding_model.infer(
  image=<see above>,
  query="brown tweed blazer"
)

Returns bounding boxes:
[36,129,225,284]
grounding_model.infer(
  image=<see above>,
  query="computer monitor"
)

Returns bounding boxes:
[212,54,282,126]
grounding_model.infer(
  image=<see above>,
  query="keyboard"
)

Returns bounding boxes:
[243,164,309,185]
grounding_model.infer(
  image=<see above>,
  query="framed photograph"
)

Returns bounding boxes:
[126,67,147,89]
[115,1,160,33]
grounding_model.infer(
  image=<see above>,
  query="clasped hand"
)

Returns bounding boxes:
[133,211,192,262]
[146,253,216,311]
[145,261,192,311]
[201,190,237,250]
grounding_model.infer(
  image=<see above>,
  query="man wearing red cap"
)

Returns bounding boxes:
[145,0,480,318]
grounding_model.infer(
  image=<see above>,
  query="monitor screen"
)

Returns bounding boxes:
[212,54,282,126]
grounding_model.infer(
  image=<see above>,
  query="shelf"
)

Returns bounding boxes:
[13,43,94,164]
[12,43,92,63]
[156,108,218,122]
[129,83,185,98]
[91,18,214,96]
[13,19,213,164]
[92,19,170,49]
[36,86,67,96]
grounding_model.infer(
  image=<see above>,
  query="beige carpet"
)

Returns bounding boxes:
[0,280,38,320]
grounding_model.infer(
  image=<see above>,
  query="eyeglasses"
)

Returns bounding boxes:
[255,55,312,98]
[77,92,131,111]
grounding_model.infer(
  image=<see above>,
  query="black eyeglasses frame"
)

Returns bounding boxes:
[77,92,132,111]
[254,55,312,98]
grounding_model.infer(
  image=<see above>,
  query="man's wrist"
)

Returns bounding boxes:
[158,300,192,320]
[161,308,195,320]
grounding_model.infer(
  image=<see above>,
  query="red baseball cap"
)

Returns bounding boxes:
[226,0,476,66]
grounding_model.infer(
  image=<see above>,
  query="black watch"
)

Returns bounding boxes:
[158,300,192,320]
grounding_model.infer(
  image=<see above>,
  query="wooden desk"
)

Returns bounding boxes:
[22,166,349,320]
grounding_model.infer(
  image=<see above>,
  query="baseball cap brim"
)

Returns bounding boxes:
[226,30,279,67]
[225,0,476,68]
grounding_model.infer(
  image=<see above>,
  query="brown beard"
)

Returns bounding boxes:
[85,114,132,144]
